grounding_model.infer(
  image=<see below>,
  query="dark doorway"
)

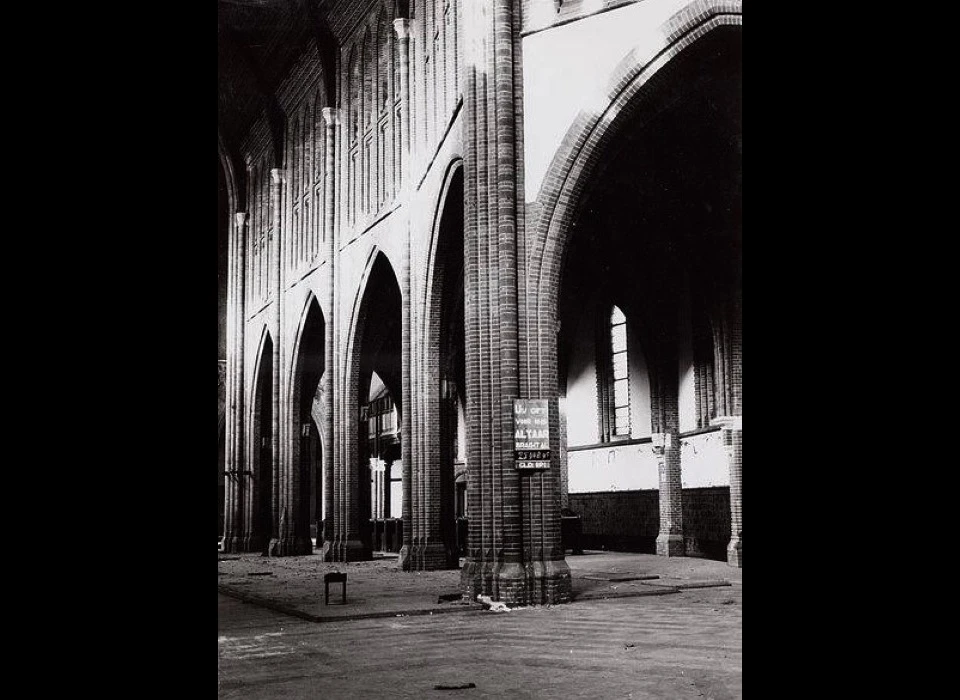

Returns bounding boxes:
[252,335,274,554]
[293,299,326,550]
[435,167,466,562]
[356,253,403,557]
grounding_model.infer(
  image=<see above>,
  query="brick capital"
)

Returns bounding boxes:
[321,107,342,127]
[393,18,411,40]
[711,415,742,431]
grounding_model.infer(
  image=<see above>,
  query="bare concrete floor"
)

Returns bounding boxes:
[218,552,742,698]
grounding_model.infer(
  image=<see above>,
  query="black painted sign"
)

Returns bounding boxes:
[514,399,551,471]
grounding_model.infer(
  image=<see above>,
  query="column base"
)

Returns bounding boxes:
[244,535,270,555]
[460,556,573,606]
[320,539,338,562]
[656,533,686,557]
[342,538,372,562]
[494,561,527,605]
[727,536,742,568]
[403,539,423,570]
[221,535,243,554]
[419,541,458,570]
[399,544,414,571]
[269,536,314,557]
[459,555,481,602]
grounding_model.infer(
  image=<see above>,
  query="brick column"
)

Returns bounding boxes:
[275,168,312,557]
[395,17,417,572]
[268,168,284,556]
[222,213,236,552]
[321,107,339,561]
[654,341,684,557]
[223,212,247,553]
[240,199,257,551]
[712,282,741,567]
[559,399,569,511]
[461,0,484,598]
[394,19,411,187]
[654,429,684,557]
[335,84,349,563]
[459,0,571,606]
[384,459,393,519]
[713,415,742,567]
[276,161,312,556]
[492,0,524,603]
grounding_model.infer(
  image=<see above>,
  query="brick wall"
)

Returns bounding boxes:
[682,488,731,561]
[569,490,660,553]
[569,486,729,560]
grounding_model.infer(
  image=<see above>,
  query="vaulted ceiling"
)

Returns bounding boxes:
[218,1,414,208]
[218,0,341,185]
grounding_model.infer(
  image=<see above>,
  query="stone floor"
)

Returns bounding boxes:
[218,551,742,698]
[217,550,740,621]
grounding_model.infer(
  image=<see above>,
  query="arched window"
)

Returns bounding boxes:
[362,30,374,213]
[362,30,374,125]
[349,47,360,143]
[348,46,360,223]
[288,119,296,194]
[378,12,391,113]
[596,304,635,442]
[609,306,631,438]
[314,93,324,181]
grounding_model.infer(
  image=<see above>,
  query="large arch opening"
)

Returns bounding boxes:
[556,27,741,560]
[354,252,403,557]
[291,297,326,552]
[430,165,466,567]
[218,157,229,544]
[250,333,274,554]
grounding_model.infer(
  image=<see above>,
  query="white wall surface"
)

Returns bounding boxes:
[523,0,695,202]
[628,324,652,438]
[565,312,600,447]
[568,442,661,492]
[680,430,728,488]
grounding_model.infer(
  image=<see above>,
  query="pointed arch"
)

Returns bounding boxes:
[422,158,465,348]
[247,324,272,413]
[361,27,375,127]
[345,247,403,408]
[419,158,466,568]
[248,326,275,553]
[340,246,403,560]
[530,3,743,399]
[289,291,327,550]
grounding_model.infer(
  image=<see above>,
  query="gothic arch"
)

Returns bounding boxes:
[288,291,327,552]
[248,326,275,553]
[339,247,404,560]
[418,158,466,568]
[529,2,743,397]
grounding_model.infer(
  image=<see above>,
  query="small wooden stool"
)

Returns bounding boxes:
[324,572,347,605]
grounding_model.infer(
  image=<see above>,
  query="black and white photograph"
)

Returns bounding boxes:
[219,1,742,696]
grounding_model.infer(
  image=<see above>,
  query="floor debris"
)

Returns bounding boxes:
[477,595,510,612]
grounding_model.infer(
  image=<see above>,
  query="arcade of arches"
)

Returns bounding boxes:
[218,0,742,607]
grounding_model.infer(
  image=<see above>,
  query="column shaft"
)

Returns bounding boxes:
[321,107,338,561]
[269,168,283,554]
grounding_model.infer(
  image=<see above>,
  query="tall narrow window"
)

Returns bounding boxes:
[610,306,631,438]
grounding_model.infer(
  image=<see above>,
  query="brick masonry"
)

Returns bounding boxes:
[220,0,743,602]
[569,487,730,561]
